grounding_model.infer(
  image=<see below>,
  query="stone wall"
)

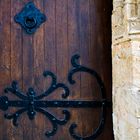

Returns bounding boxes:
[112,0,140,139]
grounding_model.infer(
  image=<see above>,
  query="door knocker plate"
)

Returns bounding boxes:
[14,2,46,34]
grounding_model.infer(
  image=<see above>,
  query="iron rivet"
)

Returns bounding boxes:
[78,102,82,105]
[5,101,8,104]
[53,85,56,88]
[15,113,19,117]
[31,101,34,105]
[54,102,58,105]
[52,118,56,121]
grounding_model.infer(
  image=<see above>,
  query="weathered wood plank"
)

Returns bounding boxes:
[67,0,81,139]
[0,0,11,140]
[10,1,24,140]
[44,0,57,139]
[0,0,113,139]
[55,0,69,139]
[33,0,46,140]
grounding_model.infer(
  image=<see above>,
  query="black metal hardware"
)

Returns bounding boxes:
[0,54,111,140]
[14,2,46,34]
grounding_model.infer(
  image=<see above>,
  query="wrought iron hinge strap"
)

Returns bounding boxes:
[0,54,111,140]
[4,100,111,108]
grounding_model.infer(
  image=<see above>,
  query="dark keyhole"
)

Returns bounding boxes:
[24,17,37,29]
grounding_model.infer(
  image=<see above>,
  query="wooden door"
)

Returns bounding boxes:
[0,0,113,140]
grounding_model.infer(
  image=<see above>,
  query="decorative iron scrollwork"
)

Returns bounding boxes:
[0,54,111,140]
[14,2,46,34]
[68,54,108,140]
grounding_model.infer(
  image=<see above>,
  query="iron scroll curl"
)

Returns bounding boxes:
[68,54,107,140]
[0,54,111,140]
[2,73,70,137]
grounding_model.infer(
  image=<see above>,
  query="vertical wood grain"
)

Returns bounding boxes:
[89,0,113,139]
[67,0,81,139]
[0,0,113,139]
[44,0,58,139]
[78,0,91,136]
[55,0,69,139]
[0,0,11,139]
[11,1,24,140]
[33,0,45,140]
[22,0,34,139]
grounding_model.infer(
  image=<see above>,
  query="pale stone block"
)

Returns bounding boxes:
[112,0,140,139]
[128,18,140,34]
[138,128,140,140]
